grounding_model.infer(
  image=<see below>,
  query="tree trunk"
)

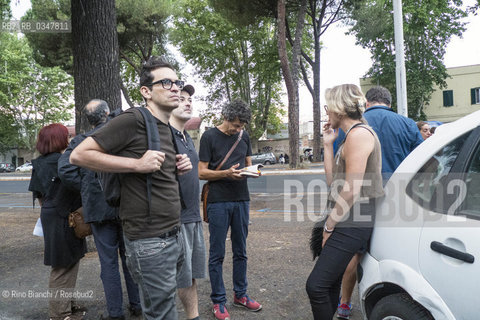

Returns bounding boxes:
[71,0,121,134]
[277,0,307,168]
[313,48,322,162]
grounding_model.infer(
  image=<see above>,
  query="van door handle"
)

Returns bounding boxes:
[430,241,475,264]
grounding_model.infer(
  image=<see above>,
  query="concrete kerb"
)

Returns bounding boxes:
[0,165,326,181]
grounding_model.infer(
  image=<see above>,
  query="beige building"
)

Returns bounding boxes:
[425,64,480,122]
[360,64,480,123]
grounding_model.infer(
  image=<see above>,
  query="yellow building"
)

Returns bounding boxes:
[360,64,480,123]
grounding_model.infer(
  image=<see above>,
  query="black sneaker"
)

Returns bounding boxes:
[128,305,142,317]
[99,315,125,320]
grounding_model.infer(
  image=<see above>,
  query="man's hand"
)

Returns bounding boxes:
[176,154,192,175]
[136,150,165,173]
[226,163,244,180]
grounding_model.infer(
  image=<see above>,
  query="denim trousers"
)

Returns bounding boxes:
[124,231,184,320]
[208,201,249,304]
[305,226,372,320]
[91,220,140,317]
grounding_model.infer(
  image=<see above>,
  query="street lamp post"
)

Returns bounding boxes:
[393,0,408,117]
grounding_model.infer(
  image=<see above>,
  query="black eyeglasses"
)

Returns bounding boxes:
[149,79,185,90]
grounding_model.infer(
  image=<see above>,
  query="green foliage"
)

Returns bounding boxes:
[345,0,467,120]
[172,0,286,140]
[0,33,73,154]
[1,0,11,19]
[209,0,277,26]
[23,0,72,73]
[24,0,177,105]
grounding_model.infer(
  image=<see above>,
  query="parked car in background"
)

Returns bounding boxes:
[358,110,480,320]
[0,163,15,172]
[15,162,33,172]
[251,152,276,165]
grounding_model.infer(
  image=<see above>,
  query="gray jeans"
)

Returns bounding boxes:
[124,232,184,320]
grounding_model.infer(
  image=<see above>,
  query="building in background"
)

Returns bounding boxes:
[360,64,480,123]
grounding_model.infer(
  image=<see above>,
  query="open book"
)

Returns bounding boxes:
[240,164,264,177]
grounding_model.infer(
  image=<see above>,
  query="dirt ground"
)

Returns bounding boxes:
[0,194,361,320]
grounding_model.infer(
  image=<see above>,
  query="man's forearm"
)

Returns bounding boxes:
[198,168,228,181]
[71,149,139,173]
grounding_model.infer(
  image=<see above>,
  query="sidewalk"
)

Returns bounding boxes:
[0,192,362,320]
[0,200,314,320]
[0,162,325,181]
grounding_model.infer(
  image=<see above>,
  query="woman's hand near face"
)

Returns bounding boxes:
[323,123,338,146]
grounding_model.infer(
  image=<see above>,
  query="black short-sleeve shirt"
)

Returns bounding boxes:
[171,127,201,224]
[91,108,181,240]
[198,127,252,203]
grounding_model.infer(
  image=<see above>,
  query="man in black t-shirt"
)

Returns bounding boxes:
[199,99,262,320]
[170,84,206,320]
[71,57,192,320]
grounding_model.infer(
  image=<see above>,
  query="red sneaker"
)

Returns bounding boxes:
[233,295,262,312]
[212,303,230,320]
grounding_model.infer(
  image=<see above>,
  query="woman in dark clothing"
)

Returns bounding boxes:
[29,124,86,320]
[306,84,384,320]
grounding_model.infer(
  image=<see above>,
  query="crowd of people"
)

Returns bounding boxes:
[29,56,433,320]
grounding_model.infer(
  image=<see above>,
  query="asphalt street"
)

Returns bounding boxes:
[0,164,363,320]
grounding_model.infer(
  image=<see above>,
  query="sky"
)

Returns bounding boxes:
[10,0,480,121]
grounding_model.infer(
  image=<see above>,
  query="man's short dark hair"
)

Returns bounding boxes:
[85,99,110,127]
[222,99,251,124]
[365,86,392,106]
[140,57,176,88]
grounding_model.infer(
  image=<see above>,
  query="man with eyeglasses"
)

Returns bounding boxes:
[71,57,192,320]
[169,84,206,320]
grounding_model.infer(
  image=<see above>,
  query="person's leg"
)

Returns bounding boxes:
[208,202,231,305]
[91,221,125,318]
[230,201,249,299]
[306,228,369,320]
[48,261,80,319]
[117,222,141,314]
[123,233,182,320]
[339,253,361,305]
[178,279,199,320]
[177,223,199,319]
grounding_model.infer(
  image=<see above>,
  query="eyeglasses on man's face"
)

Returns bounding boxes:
[324,105,329,113]
[149,79,185,90]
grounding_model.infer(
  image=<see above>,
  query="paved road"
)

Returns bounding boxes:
[0,165,363,320]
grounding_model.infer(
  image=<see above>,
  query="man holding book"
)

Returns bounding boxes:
[198,99,262,320]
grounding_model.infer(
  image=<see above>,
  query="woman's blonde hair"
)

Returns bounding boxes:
[325,84,366,120]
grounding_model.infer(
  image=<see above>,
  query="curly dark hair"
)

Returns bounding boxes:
[139,57,176,88]
[222,99,251,124]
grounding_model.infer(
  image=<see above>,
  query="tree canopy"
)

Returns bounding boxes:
[172,0,286,140]
[0,33,73,154]
[345,0,467,120]
[24,0,177,106]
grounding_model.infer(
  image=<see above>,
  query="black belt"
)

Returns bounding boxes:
[158,226,180,239]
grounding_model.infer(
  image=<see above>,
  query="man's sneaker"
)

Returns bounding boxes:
[212,303,230,320]
[337,303,352,319]
[128,305,142,317]
[233,295,262,312]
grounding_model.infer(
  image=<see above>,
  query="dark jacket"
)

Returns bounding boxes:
[29,153,86,268]
[58,126,118,223]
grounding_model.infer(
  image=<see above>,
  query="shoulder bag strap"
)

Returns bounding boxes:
[215,130,244,171]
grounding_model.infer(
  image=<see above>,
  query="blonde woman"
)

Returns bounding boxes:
[306,84,384,319]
